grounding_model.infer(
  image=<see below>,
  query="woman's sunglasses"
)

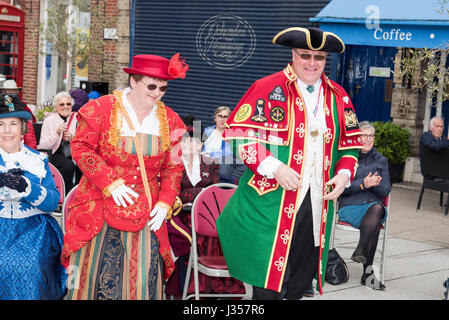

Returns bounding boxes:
[145,83,169,92]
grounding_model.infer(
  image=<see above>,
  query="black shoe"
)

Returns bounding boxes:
[303,283,314,298]
[351,245,367,264]
[361,272,386,291]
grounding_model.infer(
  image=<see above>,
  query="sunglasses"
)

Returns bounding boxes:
[295,50,327,61]
[143,82,169,92]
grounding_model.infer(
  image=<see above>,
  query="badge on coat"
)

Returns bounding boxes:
[344,108,359,130]
[270,106,285,122]
[268,86,286,102]
[234,103,252,122]
[251,99,267,122]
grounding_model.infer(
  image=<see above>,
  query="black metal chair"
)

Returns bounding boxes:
[416,143,449,217]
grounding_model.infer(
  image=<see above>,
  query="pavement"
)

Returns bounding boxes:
[53,182,449,300]
[313,182,449,300]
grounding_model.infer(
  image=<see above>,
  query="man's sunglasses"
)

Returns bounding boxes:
[295,50,327,61]
[145,83,169,92]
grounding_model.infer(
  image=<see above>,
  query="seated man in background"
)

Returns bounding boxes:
[420,116,449,152]
[419,116,449,181]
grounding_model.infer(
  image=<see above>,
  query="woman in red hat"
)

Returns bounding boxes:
[62,54,189,300]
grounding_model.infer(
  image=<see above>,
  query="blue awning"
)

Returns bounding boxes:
[310,0,449,48]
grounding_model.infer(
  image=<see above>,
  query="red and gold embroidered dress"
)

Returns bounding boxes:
[61,91,186,280]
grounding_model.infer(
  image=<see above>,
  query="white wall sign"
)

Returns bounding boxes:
[369,67,391,78]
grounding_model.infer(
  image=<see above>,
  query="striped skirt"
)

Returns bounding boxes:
[118,133,160,157]
[65,224,162,300]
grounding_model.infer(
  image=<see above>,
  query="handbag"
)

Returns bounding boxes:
[60,113,76,158]
[325,248,349,285]
[61,140,72,158]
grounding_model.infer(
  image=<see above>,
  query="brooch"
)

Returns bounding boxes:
[5,95,15,112]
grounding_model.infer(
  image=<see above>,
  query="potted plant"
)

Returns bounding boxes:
[372,121,412,184]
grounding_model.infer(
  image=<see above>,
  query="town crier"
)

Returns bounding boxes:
[61,53,189,300]
[217,27,363,300]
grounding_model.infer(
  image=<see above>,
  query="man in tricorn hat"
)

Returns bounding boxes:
[217,27,362,299]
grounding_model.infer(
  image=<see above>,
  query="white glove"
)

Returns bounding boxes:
[148,204,168,231]
[111,184,138,208]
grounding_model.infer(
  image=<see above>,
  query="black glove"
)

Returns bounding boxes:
[0,168,28,193]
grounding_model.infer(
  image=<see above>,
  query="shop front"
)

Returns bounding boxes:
[311,0,449,181]
[311,0,449,128]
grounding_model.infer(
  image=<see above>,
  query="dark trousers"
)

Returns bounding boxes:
[252,190,319,300]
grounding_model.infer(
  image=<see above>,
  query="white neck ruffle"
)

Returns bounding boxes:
[0,143,47,178]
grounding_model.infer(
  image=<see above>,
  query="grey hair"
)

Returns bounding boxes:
[359,121,375,133]
[430,116,444,127]
[214,106,231,118]
[53,91,74,108]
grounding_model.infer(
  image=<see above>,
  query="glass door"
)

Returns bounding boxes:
[0,30,19,82]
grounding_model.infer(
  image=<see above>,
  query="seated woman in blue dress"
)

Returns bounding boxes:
[338,121,391,291]
[0,94,67,300]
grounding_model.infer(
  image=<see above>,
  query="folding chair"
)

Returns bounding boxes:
[62,185,78,234]
[182,183,250,300]
[48,163,65,215]
[330,194,391,285]
[416,143,449,217]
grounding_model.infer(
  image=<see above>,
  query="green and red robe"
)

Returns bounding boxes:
[216,63,362,294]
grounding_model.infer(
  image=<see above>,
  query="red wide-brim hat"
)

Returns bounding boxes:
[123,53,189,80]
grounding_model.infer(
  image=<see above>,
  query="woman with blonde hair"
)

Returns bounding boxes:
[203,106,245,183]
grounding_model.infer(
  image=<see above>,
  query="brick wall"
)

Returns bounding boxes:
[114,0,130,90]
[11,0,40,105]
[89,0,130,92]
[390,48,426,155]
[23,0,40,105]
[3,0,129,103]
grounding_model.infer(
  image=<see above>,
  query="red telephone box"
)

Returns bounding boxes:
[0,4,24,88]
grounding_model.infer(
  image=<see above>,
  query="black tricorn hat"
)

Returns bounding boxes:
[272,27,345,53]
[0,94,31,120]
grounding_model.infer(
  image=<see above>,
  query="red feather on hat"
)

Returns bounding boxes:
[168,53,189,79]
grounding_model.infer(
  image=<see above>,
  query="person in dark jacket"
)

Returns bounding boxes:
[419,116,449,181]
[420,116,449,152]
[338,121,391,290]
